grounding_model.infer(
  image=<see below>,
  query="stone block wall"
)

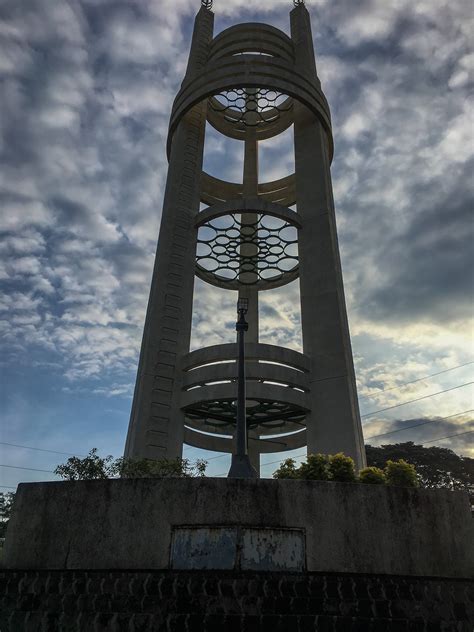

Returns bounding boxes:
[1,569,473,631]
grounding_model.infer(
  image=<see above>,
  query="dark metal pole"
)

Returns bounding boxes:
[228,304,257,479]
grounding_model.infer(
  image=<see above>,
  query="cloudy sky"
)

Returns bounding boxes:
[1,0,473,487]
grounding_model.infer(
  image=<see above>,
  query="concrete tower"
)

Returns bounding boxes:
[124,0,366,473]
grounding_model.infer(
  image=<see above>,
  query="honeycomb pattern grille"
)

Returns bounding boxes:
[209,88,292,128]
[196,213,298,285]
[185,398,307,430]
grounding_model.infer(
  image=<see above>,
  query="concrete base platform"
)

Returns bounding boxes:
[1,569,473,631]
[3,478,473,578]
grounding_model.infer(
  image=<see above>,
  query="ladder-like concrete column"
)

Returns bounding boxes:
[291,5,366,469]
[124,8,214,460]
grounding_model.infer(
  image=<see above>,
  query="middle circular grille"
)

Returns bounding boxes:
[196,212,298,289]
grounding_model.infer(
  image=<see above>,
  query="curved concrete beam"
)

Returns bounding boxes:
[181,342,311,372]
[195,197,301,228]
[181,381,310,410]
[168,56,333,160]
[182,360,309,391]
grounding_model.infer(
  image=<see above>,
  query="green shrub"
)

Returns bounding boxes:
[55,451,207,480]
[119,457,207,478]
[359,466,386,485]
[385,459,419,487]
[273,458,299,479]
[54,448,116,480]
[299,454,330,481]
[328,452,357,482]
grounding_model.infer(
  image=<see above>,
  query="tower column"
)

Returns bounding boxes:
[291,5,366,469]
[125,8,214,461]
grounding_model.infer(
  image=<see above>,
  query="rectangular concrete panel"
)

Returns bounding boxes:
[240,528,305,572]
[171,527,237,570]
[170,526,305,571]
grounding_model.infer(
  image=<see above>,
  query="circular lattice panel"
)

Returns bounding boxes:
[196,213,298,288]
[209,88,292,129]
[184,398,307,431]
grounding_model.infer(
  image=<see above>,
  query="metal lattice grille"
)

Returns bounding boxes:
[185,398,307,430]
[209,88,292,128]
[196,213,298,285]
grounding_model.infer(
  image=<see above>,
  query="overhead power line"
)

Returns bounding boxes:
[0,442,86,458]
[0,464,55,474]
[2,366,471,462]
[422,429,473,445]
[366,361,474,396]
[366,410,473,440]
[255,416,473,473]
[361,382,473,418]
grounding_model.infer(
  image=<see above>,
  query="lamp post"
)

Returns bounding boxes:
[228,297,258,479]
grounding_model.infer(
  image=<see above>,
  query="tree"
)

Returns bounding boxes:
[328,453,356,482]
[359,466,386,485]
[54,449,207,481]
[118,456,207,478]
[385,459,418,487]
[298,454,330,481]
[0,492,15,539]
[273,458,299,479]
[366,442,473,501]
[54,448,117,480]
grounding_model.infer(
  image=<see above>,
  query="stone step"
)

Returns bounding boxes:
[1,571,472,631]
[0,611,471,632]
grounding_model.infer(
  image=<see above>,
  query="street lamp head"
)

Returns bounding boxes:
[237,297,249,314]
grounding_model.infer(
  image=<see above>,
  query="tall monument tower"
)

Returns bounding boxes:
[124,0,366,472]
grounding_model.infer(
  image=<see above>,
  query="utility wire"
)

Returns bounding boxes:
[361,382,473,418]
[366,410,473,440]
[365,361,473,395]
[0,442,86,458]
[2,367,471,461]
[0,464,55,474]
[255,418,473,472]
[192,382,474,464]
[422,429,473,445]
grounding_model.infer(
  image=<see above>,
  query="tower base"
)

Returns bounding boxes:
[3,478,472,577]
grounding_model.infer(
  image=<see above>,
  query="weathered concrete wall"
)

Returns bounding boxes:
[3,478,473,578]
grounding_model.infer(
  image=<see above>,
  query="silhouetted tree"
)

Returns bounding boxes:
[366,442,473,502]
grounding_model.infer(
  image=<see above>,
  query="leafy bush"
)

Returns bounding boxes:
[118,457,207,479]
[299,454,330,481]
[273,458,299,479]
[359,466,386,485]
[54,450,207,481]
[366,442,472,502]
[54,449,117,480]
[385,459,419,488]
[273,452,419,488]
[328,453,357,482]
[0,492,15,539]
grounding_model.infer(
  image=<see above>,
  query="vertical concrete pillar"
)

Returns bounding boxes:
[291,5,366,469]
[125,8,214,460]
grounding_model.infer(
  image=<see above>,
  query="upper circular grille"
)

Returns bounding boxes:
[208,88,292,129]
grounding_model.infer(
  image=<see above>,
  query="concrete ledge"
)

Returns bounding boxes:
[3,478,473,578]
